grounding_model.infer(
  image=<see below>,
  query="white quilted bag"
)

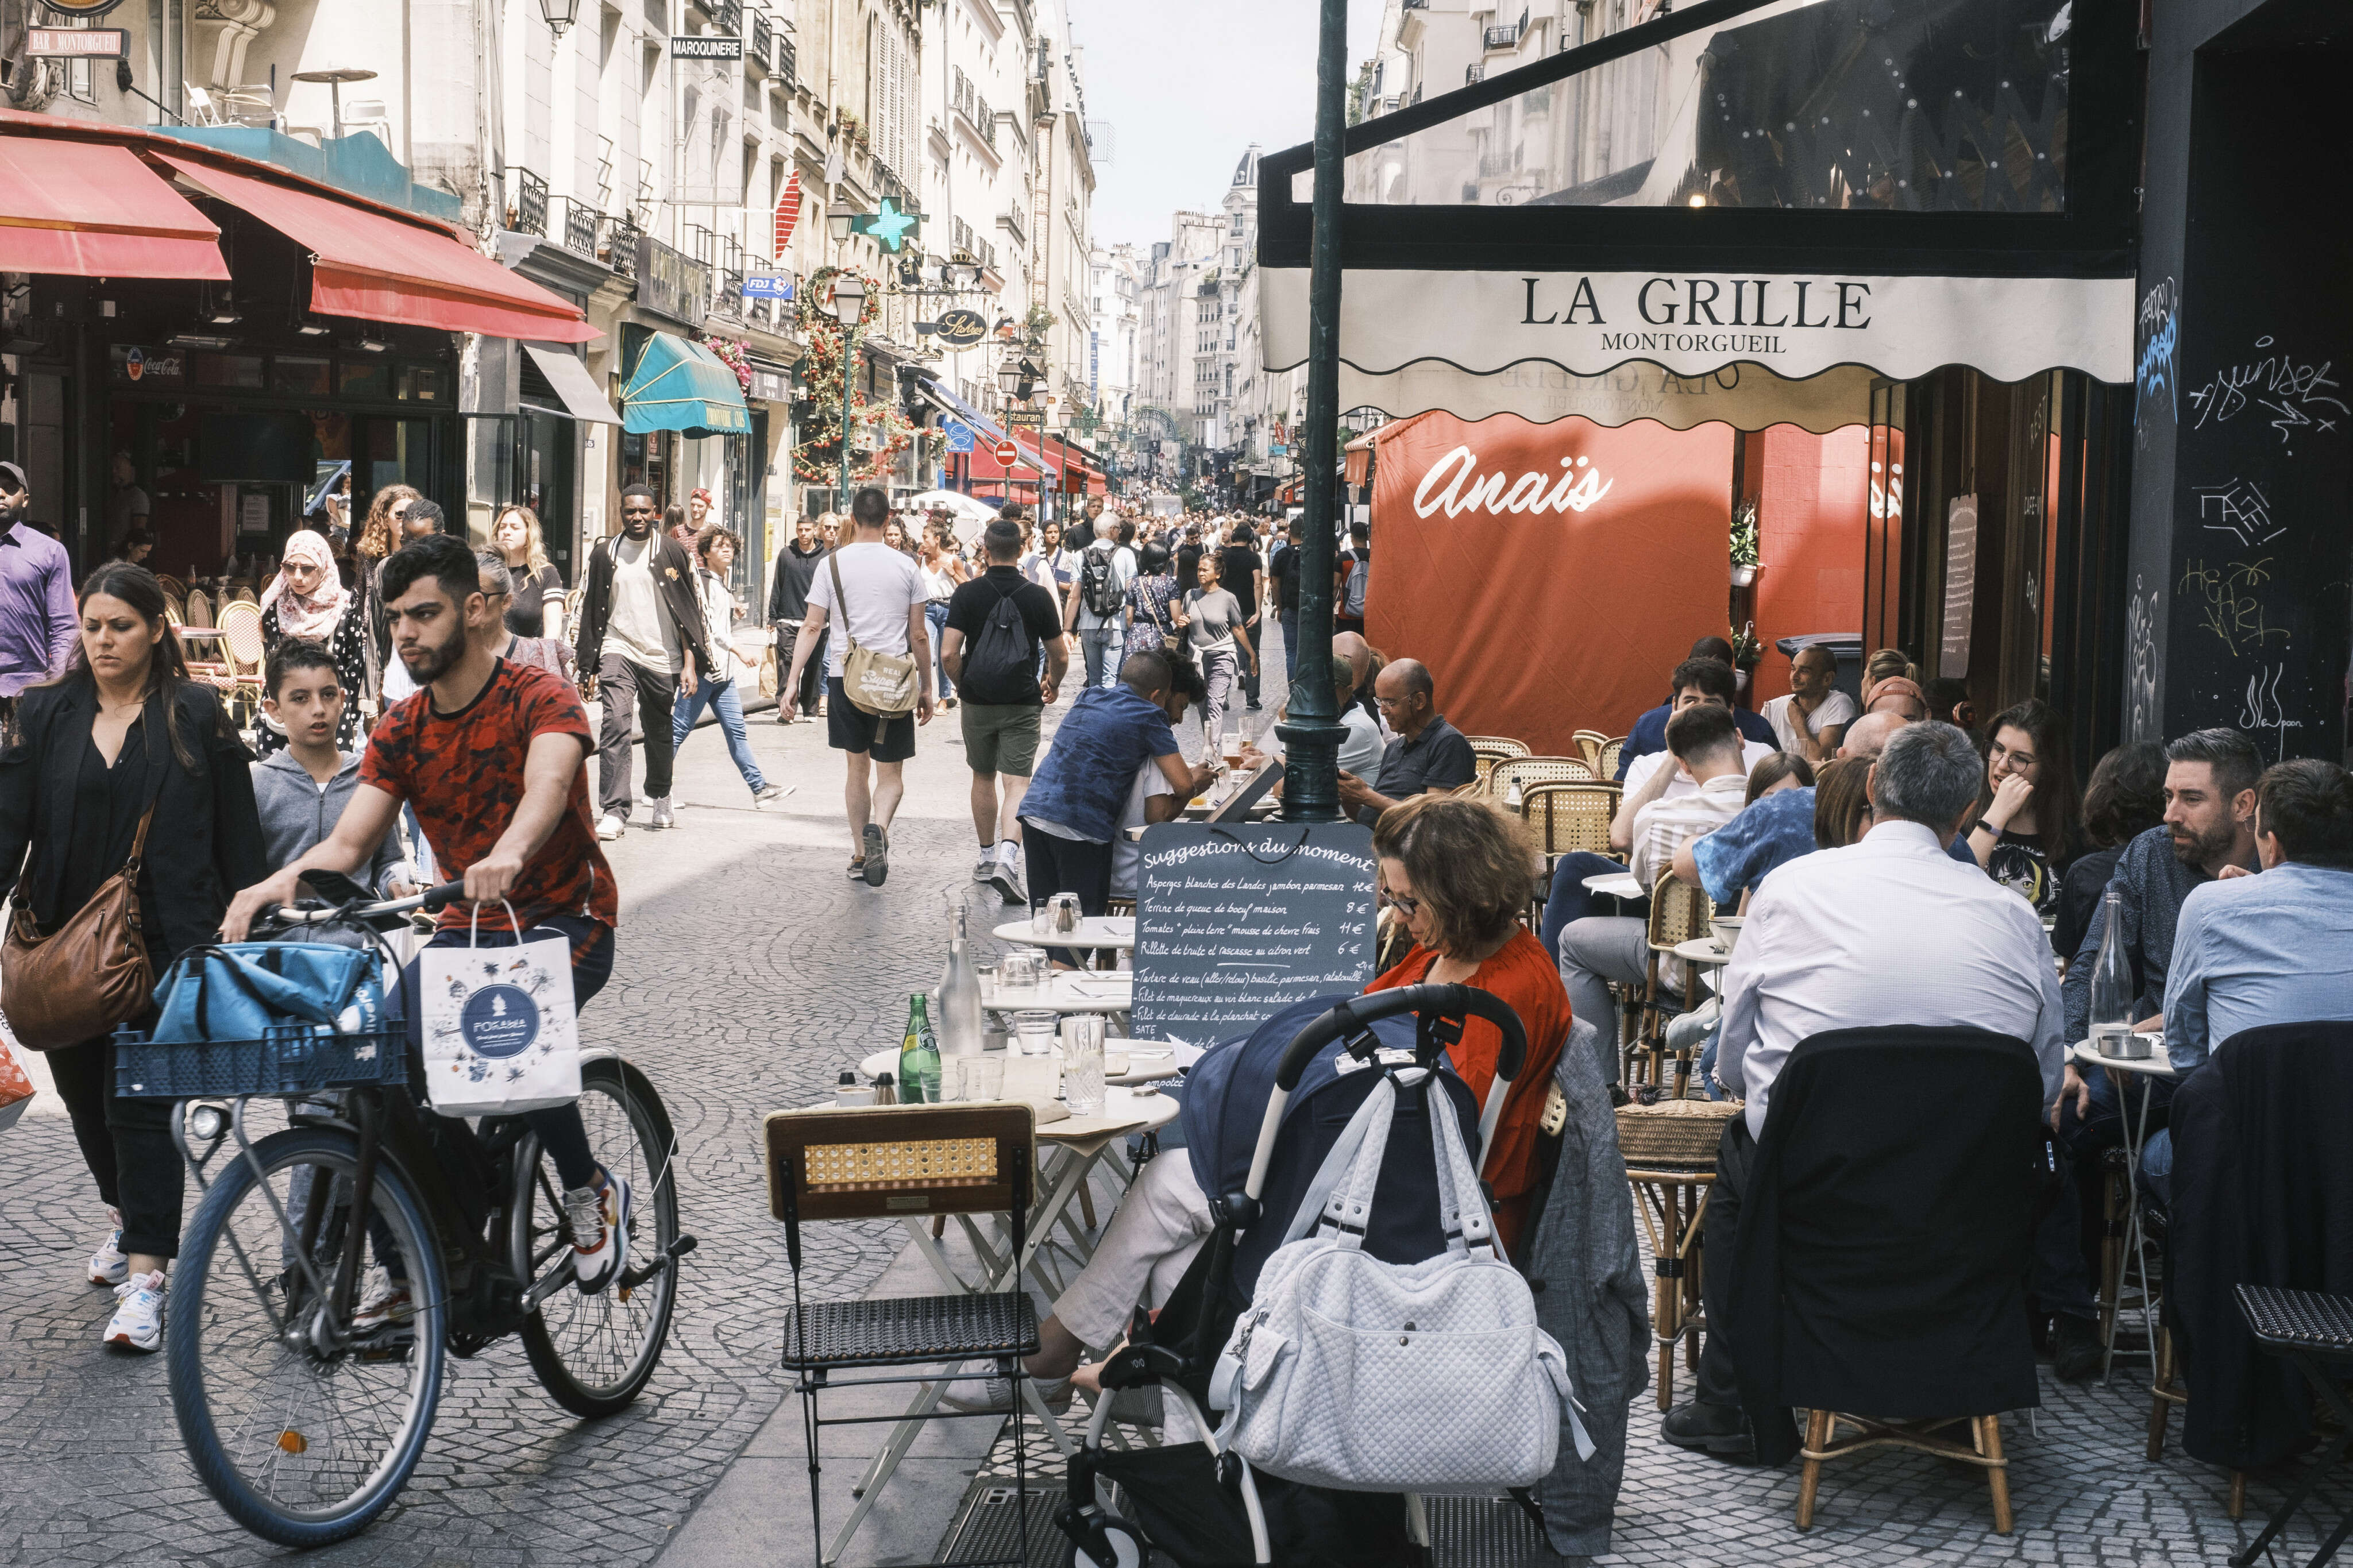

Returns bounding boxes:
[1209,1071,1592,1493]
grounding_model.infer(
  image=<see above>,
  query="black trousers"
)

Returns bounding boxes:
[50,1021,184,1260]
[1695,1116,1755,1407]
[597,653,680,818]
[1023,831,1114,968]
[777,623,825,710]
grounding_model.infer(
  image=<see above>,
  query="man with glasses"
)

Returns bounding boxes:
[572,484,712,839]
[1336,658,1475,827]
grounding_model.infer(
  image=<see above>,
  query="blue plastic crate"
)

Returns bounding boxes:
[113,1022,410,1099]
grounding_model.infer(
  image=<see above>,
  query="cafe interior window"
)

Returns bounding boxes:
[340,357,393,400]
[273,356,332,399]
[398,364,446,402]
[193,353,266,391]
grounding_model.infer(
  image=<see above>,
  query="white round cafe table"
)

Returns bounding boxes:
[1584,871,1643,901]
[992,916,1136,951]
[980,973,1133,1015]
[857,1044,1179,1088]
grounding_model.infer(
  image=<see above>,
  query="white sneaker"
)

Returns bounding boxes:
[105,1270,165,1353]
[752,783,791,807]
[987,844,1026,906]
[352,1266,413,1332]
[649,797,676,831]
[940,1371,1073,1413]
[564,1172,632,1294]
[973,852,997,883]
[90,1222,128,1288]
[596,812,625,841]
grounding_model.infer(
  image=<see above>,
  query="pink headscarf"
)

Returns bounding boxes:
[260,529,349,642]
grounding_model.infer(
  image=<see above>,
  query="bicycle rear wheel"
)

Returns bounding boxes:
[168,1125,447,1547]
[510,1056,682,1417]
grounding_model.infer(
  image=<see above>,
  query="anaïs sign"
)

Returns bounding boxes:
[1368,411,1731,752]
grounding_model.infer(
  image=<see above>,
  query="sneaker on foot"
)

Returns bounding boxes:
[648,797,677,830]
[89,1224,128,1288]
[564,1172,632,1294]
[862,823,889,886]
[596,812,626,842]
[846,857,867,880]
[973,852,997,883]
[751,783,792,806]
[987,846,1026,906]
[105,1270,165,1353]
[940,1372,1074,1413]
[352,1266,413,1331]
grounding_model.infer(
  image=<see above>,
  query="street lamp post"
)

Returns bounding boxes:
[831,274,867,513]
[1278,0,1351,824]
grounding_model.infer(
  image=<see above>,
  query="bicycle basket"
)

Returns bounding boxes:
[113,1020,409,1099]
[115,941,408,1099]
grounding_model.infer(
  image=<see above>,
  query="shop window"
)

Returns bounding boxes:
[273,356,332,398]
[192,353,265,390]
[340,358,394,400]
[398,365,446,402]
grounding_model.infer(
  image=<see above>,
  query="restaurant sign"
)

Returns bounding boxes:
[1264,268,2134,389]
[109,344,186,387]
[635,235,713,326]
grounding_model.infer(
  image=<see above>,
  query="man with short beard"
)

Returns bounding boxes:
[572,482,711,837]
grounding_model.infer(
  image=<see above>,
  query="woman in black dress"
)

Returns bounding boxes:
[0,562,267,1350]
[256,528,366,753]
[491,503,567,641]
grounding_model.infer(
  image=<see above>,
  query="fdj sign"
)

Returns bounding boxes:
[673,34,744,59]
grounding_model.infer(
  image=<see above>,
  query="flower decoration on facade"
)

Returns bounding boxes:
[701,334,754,395]
[790,265,921,485]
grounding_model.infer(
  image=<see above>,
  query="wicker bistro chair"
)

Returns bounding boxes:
[1572,729,1610,774]
[765,1103,1043,1568]
[214,597,267,726]
[2228,1286,2353,1565]
[1519,781,1619,862]
[1619,1096,1745,1409]
[1637,873,1715,1094]
[1467,735,1532,791]
[1598,735,1628,779]
[1490,755,1598,808]
[184,588,213,628]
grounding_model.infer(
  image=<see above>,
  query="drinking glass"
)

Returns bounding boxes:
[1062,1015,1106,1115]
[1013,1009,1059,1056]
[1000,953,1041,991]
[952,1055,1005,1102]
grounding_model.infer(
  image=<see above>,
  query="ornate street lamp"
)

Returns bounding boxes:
[538,0,580,38]
[831,275,868,512]
[828,207,859,242]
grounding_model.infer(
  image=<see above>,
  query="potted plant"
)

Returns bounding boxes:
[1730,620,1764,703]
[1730,497,1760,586]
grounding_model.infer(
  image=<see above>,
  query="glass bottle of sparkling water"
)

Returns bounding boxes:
[939,903,985,1059]
[2088,889,2134,1053]
[898,995,942,1103]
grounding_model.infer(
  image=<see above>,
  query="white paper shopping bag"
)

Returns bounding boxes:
[418,910,581,1116]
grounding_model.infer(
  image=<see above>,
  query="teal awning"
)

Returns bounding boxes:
[620,332,752,438]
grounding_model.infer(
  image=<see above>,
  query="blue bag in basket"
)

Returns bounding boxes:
[148,943,390,1044]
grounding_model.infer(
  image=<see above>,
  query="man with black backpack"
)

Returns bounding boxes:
[943,518,1070,902]
[1065,512,1137,693]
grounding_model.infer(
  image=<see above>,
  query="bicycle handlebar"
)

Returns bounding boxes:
[260,880,470,926]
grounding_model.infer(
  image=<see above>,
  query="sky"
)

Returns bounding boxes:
[1064,0,1388,251]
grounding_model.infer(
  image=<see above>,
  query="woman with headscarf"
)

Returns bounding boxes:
[255,529,365,754]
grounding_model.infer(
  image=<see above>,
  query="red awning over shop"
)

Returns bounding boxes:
[154,152,596,343]
[0,136,229,280]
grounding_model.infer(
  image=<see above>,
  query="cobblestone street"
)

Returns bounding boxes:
[3,670,2344,1566]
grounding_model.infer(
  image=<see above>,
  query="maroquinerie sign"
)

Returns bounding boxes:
[1262,268,2135,386]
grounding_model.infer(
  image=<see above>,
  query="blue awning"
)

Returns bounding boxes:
[621,331,752,438]
[912,376,1044,473]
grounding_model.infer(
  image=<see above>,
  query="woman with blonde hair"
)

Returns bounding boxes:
[491,503,567,640]
[1366,793,1571,1254]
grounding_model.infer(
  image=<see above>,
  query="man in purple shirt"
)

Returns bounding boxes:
[0,462,79,737]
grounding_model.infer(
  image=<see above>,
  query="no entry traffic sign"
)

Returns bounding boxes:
[993,439,1020,465]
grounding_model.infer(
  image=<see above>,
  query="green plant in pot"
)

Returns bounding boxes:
[1730,498,1760,586]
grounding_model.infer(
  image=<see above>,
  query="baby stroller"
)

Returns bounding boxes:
[1056,982,1529,1568]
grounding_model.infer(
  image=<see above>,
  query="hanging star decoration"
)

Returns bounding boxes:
[856,198,919,252]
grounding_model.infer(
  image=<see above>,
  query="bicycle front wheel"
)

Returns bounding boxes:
[168,1126,447,1548]
[510,1056,682,1417]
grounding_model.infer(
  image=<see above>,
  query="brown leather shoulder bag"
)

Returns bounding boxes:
[2,728,169,1051]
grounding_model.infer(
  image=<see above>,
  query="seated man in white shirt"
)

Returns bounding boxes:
[1664,723,2070,1457]
[1237,657,1385,786]
[1760,644,1857,762]
[1559,704,1752,1079]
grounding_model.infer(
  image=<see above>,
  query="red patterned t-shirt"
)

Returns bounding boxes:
[360,659,616,934]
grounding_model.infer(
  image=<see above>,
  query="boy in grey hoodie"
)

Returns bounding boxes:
[252,639,411,891]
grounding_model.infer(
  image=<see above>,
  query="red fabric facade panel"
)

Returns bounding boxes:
[0,137,229,280]
[153,153,595,343]
[1368,411,1733,756]
[1749,425,1871,705]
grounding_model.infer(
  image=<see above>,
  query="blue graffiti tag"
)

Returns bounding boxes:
[2136,308,2179,427]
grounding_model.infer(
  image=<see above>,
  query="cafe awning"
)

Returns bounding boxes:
[620,331,753,438]
[520,345,623,424]
[0,136,229,280]
[153,151,597,344]
[913,376,1047,474]
[1259,0,2139,431]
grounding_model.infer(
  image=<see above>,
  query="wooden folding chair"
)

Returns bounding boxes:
[765,1103,1043,1568]
[1638,873,1715,1094]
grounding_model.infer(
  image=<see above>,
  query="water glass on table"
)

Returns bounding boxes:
[1000,952,1042,992]
[947,1055,1006,1102]
[1013,1009,1059,1056]
[1062,1015,1106,1115]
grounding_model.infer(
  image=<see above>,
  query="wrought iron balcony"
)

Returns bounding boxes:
[511,168,549,237]
[749,11,772,72]
[1483,22,1521,49]
[779,38,794,89]
[715,0,742,35]
[554,195,600,257]
[601,214,642,279]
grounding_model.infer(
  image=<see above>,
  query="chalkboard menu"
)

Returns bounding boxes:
[1132,822,1378,1043]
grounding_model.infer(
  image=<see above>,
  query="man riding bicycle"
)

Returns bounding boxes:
[226,532,630,1295]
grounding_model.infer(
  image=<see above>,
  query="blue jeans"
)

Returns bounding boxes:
[1280,612,1298,683]
[671,676,768,793]
[926,602,955,701]
[1540,851,1639,963]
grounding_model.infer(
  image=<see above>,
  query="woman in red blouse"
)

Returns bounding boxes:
[1365,794,1571,1255]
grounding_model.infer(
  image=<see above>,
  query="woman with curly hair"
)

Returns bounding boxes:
[354,484,421,700]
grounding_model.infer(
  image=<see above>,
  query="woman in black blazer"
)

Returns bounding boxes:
[0,562,267,1352]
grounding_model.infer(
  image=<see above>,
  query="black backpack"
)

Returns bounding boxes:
[960,578,1037,700]
[1079,544,1124,616]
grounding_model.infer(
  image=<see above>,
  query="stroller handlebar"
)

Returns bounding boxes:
[1272,983,1528,1092]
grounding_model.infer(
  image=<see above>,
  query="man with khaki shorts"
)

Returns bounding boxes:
[942,517,1069,904]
